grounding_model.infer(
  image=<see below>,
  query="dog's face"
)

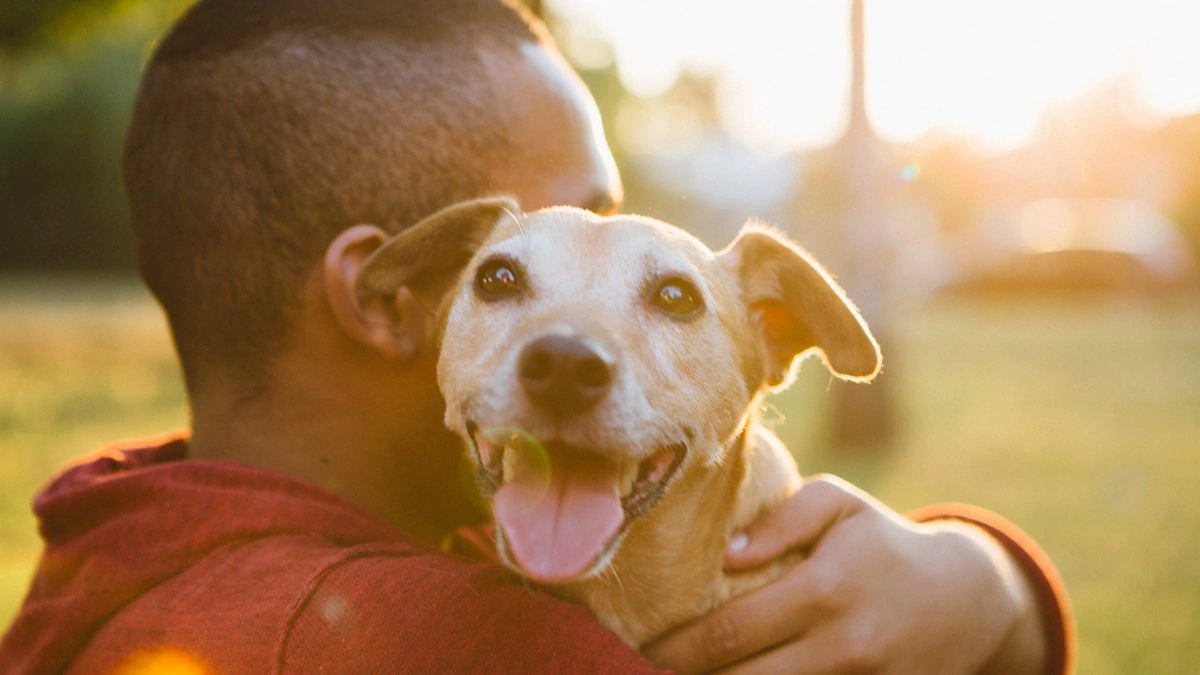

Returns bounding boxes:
[357,198,880,584]
[439,208,758,582]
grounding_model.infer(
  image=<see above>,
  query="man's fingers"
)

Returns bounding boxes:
[643,571,819,674]
[725,474,866,570]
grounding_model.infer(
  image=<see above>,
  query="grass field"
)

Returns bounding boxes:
[1,276,1198,672]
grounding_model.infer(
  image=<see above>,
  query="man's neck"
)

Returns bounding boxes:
[187,358,482,547]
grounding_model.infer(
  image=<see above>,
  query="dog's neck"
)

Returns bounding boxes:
[559,420,801,647]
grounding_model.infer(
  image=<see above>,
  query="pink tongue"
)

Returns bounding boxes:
[493,446,624,582]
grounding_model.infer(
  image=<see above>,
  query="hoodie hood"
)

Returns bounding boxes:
[0,434,408,674]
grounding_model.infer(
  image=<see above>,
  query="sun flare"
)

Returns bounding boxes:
[551,0,1200,153]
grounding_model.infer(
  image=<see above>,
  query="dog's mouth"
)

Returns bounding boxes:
[466,421,687,583]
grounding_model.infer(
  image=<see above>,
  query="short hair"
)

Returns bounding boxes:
[123,0,545,391]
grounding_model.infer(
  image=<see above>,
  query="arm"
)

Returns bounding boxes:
[645,475,1073,674]
[908,502,1074,675]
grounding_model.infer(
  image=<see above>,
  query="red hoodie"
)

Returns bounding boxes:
[0,436,663,674]
[1,436,1073,674]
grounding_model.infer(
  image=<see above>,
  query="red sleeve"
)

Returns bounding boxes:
[908,503,1075,675]
[279,546,667,673]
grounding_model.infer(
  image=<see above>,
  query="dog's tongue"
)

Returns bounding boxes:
[493,443,624,582]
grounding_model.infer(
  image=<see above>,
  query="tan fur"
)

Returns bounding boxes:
[359,200,880,647]
[564,425,802,645]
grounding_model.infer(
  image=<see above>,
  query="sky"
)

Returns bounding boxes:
[548,0,1200,154]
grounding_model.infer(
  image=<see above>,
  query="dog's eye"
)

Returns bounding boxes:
[652,278,704,318]
[475,258,523,300]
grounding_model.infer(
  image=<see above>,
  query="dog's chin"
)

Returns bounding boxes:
[465,420,687,584]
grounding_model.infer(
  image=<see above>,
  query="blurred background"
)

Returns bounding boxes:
[1,0,1198,671]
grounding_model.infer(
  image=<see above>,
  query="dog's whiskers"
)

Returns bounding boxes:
[600,561,626,600]
[499,202,526,238]
[759,399,786,428]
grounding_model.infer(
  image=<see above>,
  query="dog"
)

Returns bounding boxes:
[357,197,881,646]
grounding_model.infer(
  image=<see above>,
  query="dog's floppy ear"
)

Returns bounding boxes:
[357,196,518,311]
[721,224,881,390]
[329,196,515,360]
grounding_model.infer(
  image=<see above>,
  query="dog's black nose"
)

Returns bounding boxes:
[518,335,613,416]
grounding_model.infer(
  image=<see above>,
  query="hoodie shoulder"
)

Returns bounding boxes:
[0,436,410,674]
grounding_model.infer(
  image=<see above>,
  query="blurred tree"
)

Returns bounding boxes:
[1159,114,1200,267]
[0,0,117,51]
[905,139,986,235]
[0,42,143,272]
[0,0,191,273]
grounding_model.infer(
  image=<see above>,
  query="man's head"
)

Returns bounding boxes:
[124,0,620,393]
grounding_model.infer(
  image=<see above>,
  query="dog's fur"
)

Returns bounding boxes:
[358,198,880,646]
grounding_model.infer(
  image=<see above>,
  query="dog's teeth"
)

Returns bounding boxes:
[619,461,638,496]
[502,445,518,483]
[647,447,675,483]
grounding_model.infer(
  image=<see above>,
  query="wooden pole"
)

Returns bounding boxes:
[829,0,896,450]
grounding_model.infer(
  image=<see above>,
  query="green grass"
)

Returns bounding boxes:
[774,295,1200,674]
[1,277,1198,672]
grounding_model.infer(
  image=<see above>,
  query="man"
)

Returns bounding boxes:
[0,0,1072,672]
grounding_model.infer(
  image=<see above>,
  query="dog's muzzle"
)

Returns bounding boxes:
[465,421,688,582]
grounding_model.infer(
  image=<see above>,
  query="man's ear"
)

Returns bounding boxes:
[325,224,420,361]
[720,224,881,390]
[328,197,518,361]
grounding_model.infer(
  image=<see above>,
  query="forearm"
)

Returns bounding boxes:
[979,578,1048,675]
[909,504,1074,675]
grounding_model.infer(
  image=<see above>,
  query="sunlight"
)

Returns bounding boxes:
[113,647,210,675]
[551,0,1200,153]
[1133,2,1200,118]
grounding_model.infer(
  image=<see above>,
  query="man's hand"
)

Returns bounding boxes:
[643,475,1046,674]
